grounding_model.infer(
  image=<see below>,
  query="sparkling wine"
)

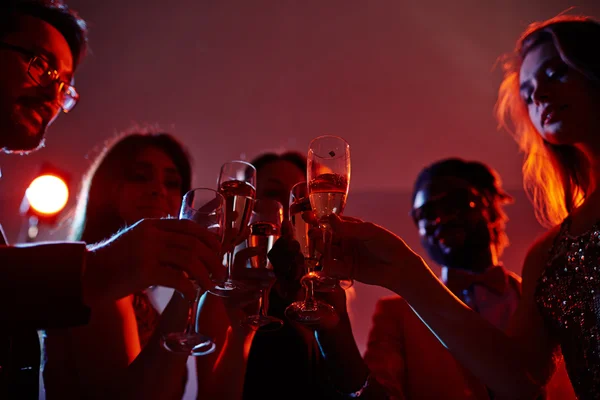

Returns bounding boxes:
[308,173,348,220]
[219,180,256,249]
[290,197,319,260]
[247,222,281,269]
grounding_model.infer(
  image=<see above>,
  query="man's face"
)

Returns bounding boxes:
[0,15,73,154]
[411,177,493,271]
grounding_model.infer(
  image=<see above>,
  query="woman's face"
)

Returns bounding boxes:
[519,40,600,146]
[117,146,184,225]
[256,159,305,217]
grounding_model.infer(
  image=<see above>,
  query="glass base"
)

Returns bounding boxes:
[209,279,246,297]
[161,332,216,356]
[285,300,337,326]
[243,315,284,331]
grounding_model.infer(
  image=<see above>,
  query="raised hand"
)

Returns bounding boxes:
[321,214,425,289]
[84,218,223,305]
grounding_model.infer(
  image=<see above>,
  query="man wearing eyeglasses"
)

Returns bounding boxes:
[0,2,224,398]
[364,158,519,399]
[358,158,574,399]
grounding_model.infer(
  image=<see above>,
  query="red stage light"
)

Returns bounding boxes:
[25,174,69,215]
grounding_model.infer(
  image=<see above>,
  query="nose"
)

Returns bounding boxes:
[531,82,549,106]
[149,179,168,197]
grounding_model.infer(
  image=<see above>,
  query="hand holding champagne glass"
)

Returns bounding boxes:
[285,181,337,324]
[161,188,224,356]
[210,161,256,297]
[307,135,353,289]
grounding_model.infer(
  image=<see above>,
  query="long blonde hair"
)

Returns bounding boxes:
[496,15,600,227]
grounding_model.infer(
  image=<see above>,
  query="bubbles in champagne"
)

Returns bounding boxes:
[290,197,319,260]
[247,222,281,269]
[219,180,256,249]
[308,173,348,220]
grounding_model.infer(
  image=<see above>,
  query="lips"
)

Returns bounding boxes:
[541,104,567,127]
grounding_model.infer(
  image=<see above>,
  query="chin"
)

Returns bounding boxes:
[1,118,46,153]
[1,132,45,154]
[540,122,582,146]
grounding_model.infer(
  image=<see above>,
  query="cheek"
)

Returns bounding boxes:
[527,107,543,134]
[417,222,428,237]
[0,63,35,98]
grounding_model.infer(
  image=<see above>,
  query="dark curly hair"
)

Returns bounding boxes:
[0,0,88,69]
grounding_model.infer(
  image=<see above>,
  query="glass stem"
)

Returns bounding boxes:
[260,285,271,318]
[225,251,234,286]
[303,258,318,311]
[185,284,203,334]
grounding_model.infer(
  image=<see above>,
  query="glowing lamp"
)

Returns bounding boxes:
[19,163,72,236]
[25,175,69,215]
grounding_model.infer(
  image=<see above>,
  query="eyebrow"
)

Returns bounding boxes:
[519,56,562,93]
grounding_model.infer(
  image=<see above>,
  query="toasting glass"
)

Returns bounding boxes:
[210,161,256,297]
[285,182,337,324]
[242,199,285,330]
[307,135,353,290]
[161,188,224,356]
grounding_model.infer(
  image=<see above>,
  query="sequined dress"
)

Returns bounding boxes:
[535,217,600,399]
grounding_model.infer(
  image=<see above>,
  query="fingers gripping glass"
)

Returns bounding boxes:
[285,182,337,324]
[0,42,79,112]
[307,135,353,290]
[161,188,224,356]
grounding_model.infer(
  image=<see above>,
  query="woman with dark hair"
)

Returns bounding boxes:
[315,15,600,399]
[196,150,345,399]
[44,131,258,399]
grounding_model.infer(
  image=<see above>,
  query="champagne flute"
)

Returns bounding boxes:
[243,199,285,330]
[161,188,224,356]
[210,161,256,297]
[307,135,353,289]
[285,182,337,324]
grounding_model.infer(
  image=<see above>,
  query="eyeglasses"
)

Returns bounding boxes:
[410,187,488,225]
[0,42,79,112]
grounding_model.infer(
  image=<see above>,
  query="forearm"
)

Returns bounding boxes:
[315,315,389,399]
[388,258,542,398]
[111,334,188,400]
[104,294,189,400]
[202,327,254,400]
